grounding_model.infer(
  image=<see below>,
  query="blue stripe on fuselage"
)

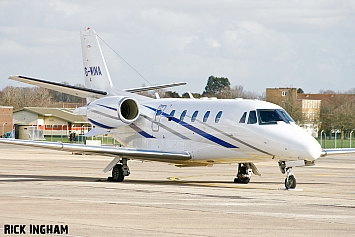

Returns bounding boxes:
[88,118,114,129]
[144,105,238,148]
[129,124,155,138]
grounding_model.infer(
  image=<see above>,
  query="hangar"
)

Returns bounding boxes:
[13,107,90,140]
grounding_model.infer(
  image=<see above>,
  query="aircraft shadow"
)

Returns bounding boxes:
[0,174,326,189]
[0,174,99,183]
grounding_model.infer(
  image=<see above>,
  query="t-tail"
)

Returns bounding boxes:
[80,28,114,102]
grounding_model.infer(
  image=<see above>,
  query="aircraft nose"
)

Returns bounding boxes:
[288,136,322,161]
[299,138,322,161]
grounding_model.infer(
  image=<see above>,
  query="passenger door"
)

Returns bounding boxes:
[152,104,167,132]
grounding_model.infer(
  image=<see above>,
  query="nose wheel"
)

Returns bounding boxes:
[284,168,296,190]
[278,161,304,190]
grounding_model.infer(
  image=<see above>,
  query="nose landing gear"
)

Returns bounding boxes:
[284,168,296,189]
[278,160,305,190]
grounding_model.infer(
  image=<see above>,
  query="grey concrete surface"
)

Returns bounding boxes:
[0,143,354,236]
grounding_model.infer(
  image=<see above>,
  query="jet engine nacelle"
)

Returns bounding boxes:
[87,96,139,129]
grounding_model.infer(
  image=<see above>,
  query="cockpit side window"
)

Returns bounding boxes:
[247,111,257,124]
[277,109,295,123]
[258,110,283,124]
[257,109,295,125]
[239,112,247,123]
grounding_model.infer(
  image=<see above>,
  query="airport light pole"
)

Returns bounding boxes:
[2,123,6,138]
[334,130,339,148]
[320,130,324,148]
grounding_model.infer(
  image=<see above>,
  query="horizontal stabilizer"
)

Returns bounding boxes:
[9,75,107,99]
[124,82,187,93]
[84,128,112,137]
[0,139,191,161]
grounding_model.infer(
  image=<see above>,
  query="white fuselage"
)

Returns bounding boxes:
[90,97,322,165]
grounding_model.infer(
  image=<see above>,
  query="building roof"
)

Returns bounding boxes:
[297,93,355,101]
[14,107,89,124]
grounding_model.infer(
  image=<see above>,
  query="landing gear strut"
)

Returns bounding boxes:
[111,158,130,182]
[234,163,252,184]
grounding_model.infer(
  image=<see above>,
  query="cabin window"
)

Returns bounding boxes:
[180,110,187,122]
[46,125,51,128]
[203,111,211,122]
[53,125,58,128]
[215,111,222,123]
[191,111,198,122]
[239,112,247,123]
[168,110,175,121]
[247,111,257,124]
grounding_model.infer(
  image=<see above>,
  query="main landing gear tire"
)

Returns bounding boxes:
[234,177,250,184]
[234,163,252,184]
[112,164,124,182]
[285,175,296,190]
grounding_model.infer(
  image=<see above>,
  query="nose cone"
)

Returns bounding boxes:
[288,136,321,160]
[299,138,322,161]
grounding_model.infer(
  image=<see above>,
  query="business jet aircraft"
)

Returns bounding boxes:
[1,28,353,189]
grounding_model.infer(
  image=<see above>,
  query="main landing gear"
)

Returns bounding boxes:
[109,158,130,182]
[278,160,305,189]
[234,163,252,184]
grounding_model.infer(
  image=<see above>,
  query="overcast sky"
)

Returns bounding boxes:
[1,0,355,95]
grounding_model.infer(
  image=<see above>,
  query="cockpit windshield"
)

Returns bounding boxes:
[257,109,295,125]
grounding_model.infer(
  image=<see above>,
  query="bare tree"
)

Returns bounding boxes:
[0,86,54,110]
[320,94,355,147]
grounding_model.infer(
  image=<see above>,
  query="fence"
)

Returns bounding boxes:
[319,130,355,149]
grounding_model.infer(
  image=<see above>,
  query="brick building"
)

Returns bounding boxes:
[0,106,14,137]
[266,88,321,137]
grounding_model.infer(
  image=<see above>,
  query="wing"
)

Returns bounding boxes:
[321,148,355,157]
[124,82,187,93]
[0,138,191,162]
[10,75,187,97]
[9,75,107,99]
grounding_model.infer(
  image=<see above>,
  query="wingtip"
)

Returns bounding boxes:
[8,75,20,80]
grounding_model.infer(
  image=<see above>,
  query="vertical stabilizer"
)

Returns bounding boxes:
[80,28,114,100]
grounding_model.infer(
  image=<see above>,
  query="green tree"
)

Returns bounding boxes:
[164,91,180,98]
[297,88,304,94]
[181,92,202,98]
[202,76,231,98]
